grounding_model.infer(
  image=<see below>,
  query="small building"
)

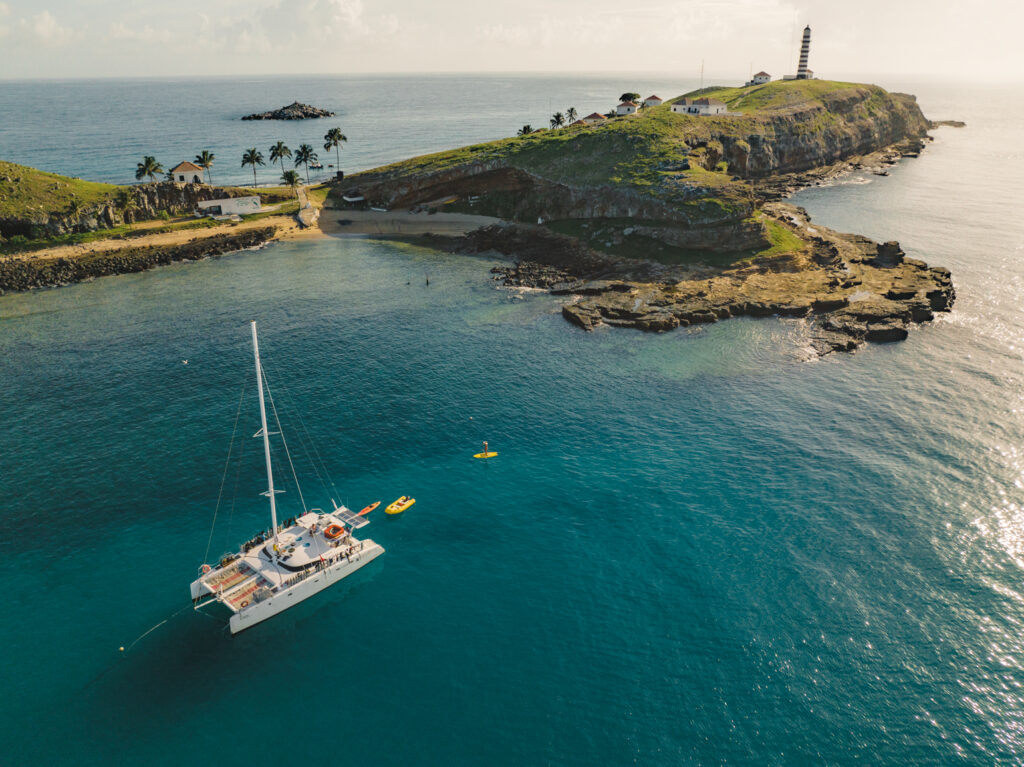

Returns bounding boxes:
[170,161,206,184]
[693,97,727,115]
[749,71,771,85]
[643,95,663,107]
[671,98,695,114]
[581,112,607,125]
[196,196,261,217]
[615,101,639,116]
[671,97,728,116]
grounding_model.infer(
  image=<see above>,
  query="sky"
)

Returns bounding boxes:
[0,0,1021,81]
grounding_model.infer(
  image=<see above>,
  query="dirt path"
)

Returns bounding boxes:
[10,210,322,263]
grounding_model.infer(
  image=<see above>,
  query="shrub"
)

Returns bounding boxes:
[159,210,171,221]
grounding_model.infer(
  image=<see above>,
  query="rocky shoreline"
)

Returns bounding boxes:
[241,102,334,120]
[443,200,954,357]
[0,226,276,294]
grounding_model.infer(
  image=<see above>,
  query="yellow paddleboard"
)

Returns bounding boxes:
[473,451,498,459]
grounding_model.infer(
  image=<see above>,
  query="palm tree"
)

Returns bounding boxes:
[194,150,215,185]
[517,124,533,136]
[550,112,565,129]
[241,148,265,188]
[135,155,163,183]
[269,141,291,181]
[281,169,302,199]
[323,128,347,171]
[294,143,318,184]
[566,107,578,123]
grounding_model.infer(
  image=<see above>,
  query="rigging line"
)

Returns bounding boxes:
[263,356,341,502]
[204,377,248,565]
[259,357,332,500]
[261,366,308,514]
[223,389,249,553]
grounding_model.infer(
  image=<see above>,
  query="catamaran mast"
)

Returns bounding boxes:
[251,321,280,555]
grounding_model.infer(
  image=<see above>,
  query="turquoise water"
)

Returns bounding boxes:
[2,76,1024,764]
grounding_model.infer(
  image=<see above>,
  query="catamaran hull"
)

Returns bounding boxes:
[228,539,384,634]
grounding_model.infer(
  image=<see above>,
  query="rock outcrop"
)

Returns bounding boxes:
[241,102,335,120]
[0,183,285,239]
[458,204,954,356]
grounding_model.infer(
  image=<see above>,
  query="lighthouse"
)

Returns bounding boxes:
[796,25,812,80]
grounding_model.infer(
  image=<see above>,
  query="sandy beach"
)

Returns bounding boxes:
[318,207,499,238]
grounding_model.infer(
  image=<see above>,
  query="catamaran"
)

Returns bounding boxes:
[190,321,384,634]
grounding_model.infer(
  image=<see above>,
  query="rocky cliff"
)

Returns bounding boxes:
[332,80,953,355]
[0,181,285,239]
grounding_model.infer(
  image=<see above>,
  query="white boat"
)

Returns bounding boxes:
[190,322,384,634]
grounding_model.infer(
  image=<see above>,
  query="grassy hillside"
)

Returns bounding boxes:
[680,79,880,113]
[350,79,919,222]
[0,160,119,220]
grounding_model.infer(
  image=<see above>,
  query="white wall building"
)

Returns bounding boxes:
[581,112,607,125]
[643,95,663,107]
[197,196,262,217]
[615,101,638,116]
[751,71,771,85]
[671,97,728,116]
[170,161,206,184]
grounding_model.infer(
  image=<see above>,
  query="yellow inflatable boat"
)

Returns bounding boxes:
[386,496,415,515]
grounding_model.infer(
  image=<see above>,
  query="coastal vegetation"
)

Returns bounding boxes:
[269,141,292,181]
[323,128,347,170]
[242,148,265,188]
[195,150,216,184]
[281,170,301,197]
[135,156,163,183]
[294,144,318,184]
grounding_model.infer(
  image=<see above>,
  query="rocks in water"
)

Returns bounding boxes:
[241,102,335,121]
[476,203,954,357]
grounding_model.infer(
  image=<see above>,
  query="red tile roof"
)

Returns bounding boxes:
[618,101,638,107]
[754,71,770,77]
[584,112,606,120]
[645,95,662,101]
[171,161,204,173]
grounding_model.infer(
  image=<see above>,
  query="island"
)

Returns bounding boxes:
[0,79,959,358]
[333,79,958,356]
[241,102,335,120]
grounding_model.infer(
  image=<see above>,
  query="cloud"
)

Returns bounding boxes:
[108,22,173,44]
[20,9,74,46]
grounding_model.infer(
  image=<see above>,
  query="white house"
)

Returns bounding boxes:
[693,97,727,115]
[750,71,771,85]
[581,112,607,125]
[615,101,638,116]
[643,95,663,107]
[671,97,728,116]
[170,161,206,184]
[671,98,694,114]
[197,196,261,217]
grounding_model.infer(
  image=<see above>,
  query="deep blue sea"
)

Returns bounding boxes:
[2,74,1024,765]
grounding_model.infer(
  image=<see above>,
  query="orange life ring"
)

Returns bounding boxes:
[201,564,212,574]
[240,600,249,608]
[324,523,345,540]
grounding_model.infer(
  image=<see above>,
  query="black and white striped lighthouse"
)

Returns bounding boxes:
[796,25,812,79]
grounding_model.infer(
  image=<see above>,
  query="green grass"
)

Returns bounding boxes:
[682,79,873,114]
[0,160,119,220]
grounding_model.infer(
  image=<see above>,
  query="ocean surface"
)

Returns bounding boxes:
[1,74,1024,765]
